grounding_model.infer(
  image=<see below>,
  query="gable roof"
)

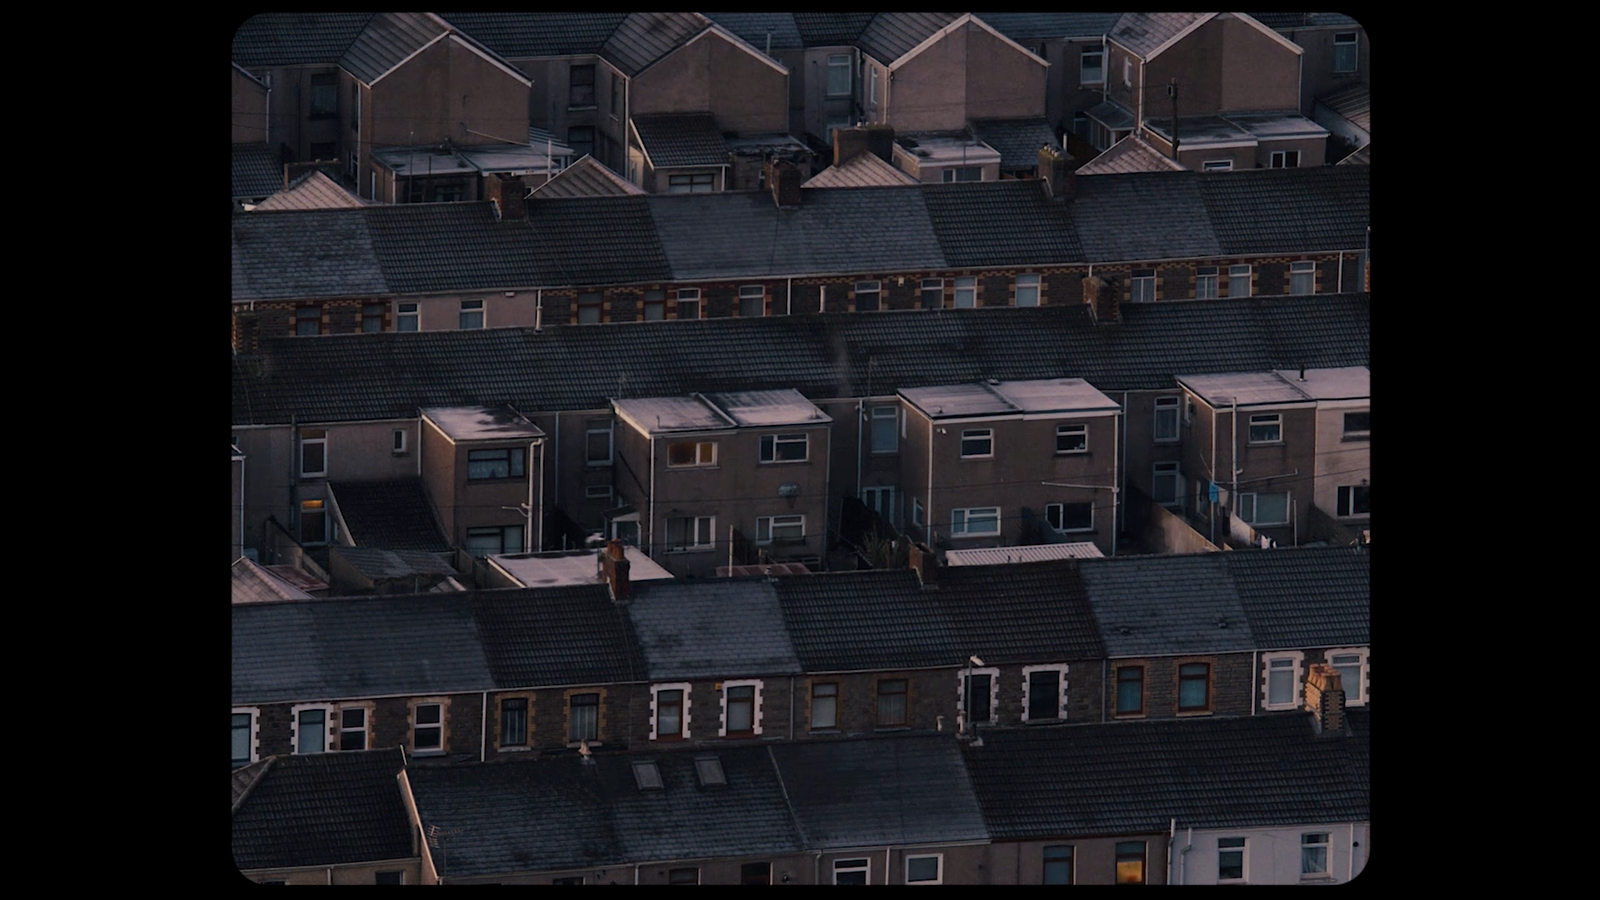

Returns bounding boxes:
[339,11,449,84]
[1318,83,1371,132]
[630,113,729,169]
[439,13,629,59]
[328,479,451,552]
[975,12,1124,42]
[531,155,646,198]
[234,294,1369,426]
[232,13,374,69]
[965,711,1369,837]
[802,151,918,188]
[232,748,414,871]
[968,117,1061,171]
[1078,553,1256,657]
[1196,165,1370,255]
[232,556,315,604]
[771,733,988,847]
[470,586,646,689]
[857,12,961,65]
[1108,12,1215,60]
[627,579,802,680]
[922,180,1081,267]
[602,12,712,77]
[1225,546,1369,649]
[792,12,877,46]
[232,143,282,203]
[1075,134,1187,176]
[254,170,371,212]
[702,12,805,51]
[526,195,673,286]
[1246,11,1363,32]
[1069,169,1219,260]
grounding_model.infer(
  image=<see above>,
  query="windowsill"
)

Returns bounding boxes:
[1300,875,1335,883]
[565,741,603,749]
[301,474,327,480]
[567,105,598,111]
[666,465,719,471]
[758,460,811,466]
[499,745,532,752]
[1246,441,1284,448]
[1114,712,1146,719]
[1176,709,1214,717]
[959,456,994,461]
[467,478,526,484]
[870,450,900,456]
[1054,451,1089,457]
[950,533,1002,540]
[1341,435,1370,442]
[875,726,910,732]
[809,728,840,735]
[1052,529,1098,537]
[1261,704,1299,712]
[412,750,446,757]
[652,735,686,742]
[587,460,614,467]
[724,732,757,740]
[1025,718,1063,725]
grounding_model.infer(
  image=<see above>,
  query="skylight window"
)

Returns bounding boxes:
[694,755,726,786]
[632,759,663,790]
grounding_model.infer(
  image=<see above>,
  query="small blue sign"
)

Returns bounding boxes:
[1208,482,1219,503]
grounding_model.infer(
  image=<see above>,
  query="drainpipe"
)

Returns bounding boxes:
[855,400,864,502]
[327,868,333,885]
[1180,826,1193,884]
[536,437,546,552]
[480,690,488,762]
[634,864,640,885]
[647,436,656,556]
[1230,398,1238,536]
[1111,406,1120,555]
[1166,818,1175,884]
[1251,649,1259,715]
[884,846,892,885]
[1100,658,1108,723]
[926,414,934,543]
[786,275,793,315]
[1208,399,1216,544]
[1337,250,1344,293]
[553,412,561,509]
[789,675,795,740]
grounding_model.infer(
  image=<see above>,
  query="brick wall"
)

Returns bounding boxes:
[1106,652,1253,721]
[1158,265,1188,301]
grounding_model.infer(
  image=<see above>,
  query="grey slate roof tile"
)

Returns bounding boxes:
[1070,171,1221,261]
[528,195,672,286]
[923,181,1080,267]
[857,12,960,64]
[975,12,1123,41]
[232,13,374,69]
[329,479,450,552]
[1225,546,1369,649]
[969,117,1061,171]
[792,13,877,46]
[603,12,710,77]
[630,113,729,169]
[234,296,1369,426]
[704,13,804,51]
[626,580,802,680]
[439,13,627,59]
[340,12,447,85]
[364,202,543,293]
[1109,12,1211,59]
[933,561,1106,664]
[231,207,385,300]
[331,546,457,582]
[471,586,646,689]
[1198,165,1370,255]
[965,712,1369,837]
[232,749,413,871]
[1246,12,1362,31]
[232,143,282,202]
[1077,554,1256,657]
[771,734,988,847]
[776,570,958,671]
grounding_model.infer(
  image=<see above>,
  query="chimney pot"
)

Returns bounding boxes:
[600,540,630,602]
[1036,145,1074,200]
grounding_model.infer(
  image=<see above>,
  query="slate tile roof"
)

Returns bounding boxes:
[630,113,729,169]
[932,561,1106,664]
[233,295,1369,426]
[775,569,959,671]
[328,479,450,552]
[969,117,1061,171]
[232,748,414,871]
[232,13,374,69]
[232,593,494,705]
[922,180,1081,268]
[438,13,628,59]
[364,202,544,294]
[1196,165,1370,255]
[1109,12,1212,59]
[1075,134,1187,176]
[231,207,384,300]
[964,712,1369,837]
[1246,12,1362,31]
[470,586,646,689]
[856,12,961,64]
[1069,171,1220,261]
[331,546,457,582]
[1225,546,1369,649]
[527,196,672,286]
[603,12,711,77]
[232,143,282,203]
[771,733,988,847]
[254,170,371,211]
[1077,553,1256,657]
[340,12,447,85]
[1339,143,1370,166]
[1318,83,1371,132]
[792,13,877,46]
[703,12,804,51]
[626,580,802,680]
[976,12,1124,41]
[531,155,646,198]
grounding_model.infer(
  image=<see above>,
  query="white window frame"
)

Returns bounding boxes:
[869,65,878,104]
[1261,651,1304,710]
[960,428,993,459]
[585,484,613,501]
[1247,413,1282,444]
[920,278,943,310]
[1202,160,1233,171]
[1227,264,1252,297]
[667,172,715,194]
[912,496,924,527]
[1336,484,1370,518]
[1195,265,1219,299]
[1129,269,1155,302]
[1271,150,1301,169]
[854,280,881,312]
[1342,410,1370,439]
[411,699,445,754]
[953,276,977,308]
[1217,837,1248,884]
[1152,461,1182,507]
[300,429,327,478]
[1236,490,1290,527]
[392,428,407,455]
[396,301,418,332]
[459,298,485,330]
[957,666,1001,726]
[1021,664,1069,722]
[759,433,808,463]
[666,440,717,468]
[1046,501,1093,533]
[650,682,693,741]
[338,705,370,752]
[719,679,764,736]
[1154,396,1180,442]
[290,703,335,756]
[862,486,897,527]
[1301,833,1331,878]
[1290,260,1316,294]
[674,287,701,319]
[871,406,900,454]
[665,515,715,552]
[1123,57,1132,86]
[1055,423,1087,454]
[232,706,261,768]
[756,514,805,543]
[905,854,943,885]
[1326,647,1368,706]
[586,420,613,465]
[826,54,851,97]
[1014,273,1040,307]
[833,859,870,885]
[941,166,982,183]
[1081,46,1104,84]
[951,506,1001,537]
[300,498,328,546]
[1333,32,1358,74]
[738,284,765,318]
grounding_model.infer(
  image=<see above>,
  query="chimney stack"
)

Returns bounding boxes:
[1037,145,1074,200]
[599,538,631,603]
[832,125,895,167]
[909,541,939,588]
[1304,663,1345,735]
[485,173,527,220]
[283,159,331,188]
[768,159,802,209]
[1082,274,1119,324]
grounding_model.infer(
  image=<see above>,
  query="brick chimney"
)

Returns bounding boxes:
[769,159,802,209]
[485,173,527,220]
[283,159,332,188]
[1037,145,1074,200]
[1083,274,1119,324]
[599,538,631,603]
[1304,663,1345,735]
[909,541,939,588]
[833,126,871,166]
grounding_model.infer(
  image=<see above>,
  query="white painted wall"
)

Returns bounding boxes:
[1175,822,1367,885]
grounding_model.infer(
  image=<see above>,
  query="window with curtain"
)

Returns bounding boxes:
[568,693,598,742]
[500,698,527,747]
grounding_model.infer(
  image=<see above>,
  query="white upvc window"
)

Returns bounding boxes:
[942,166,982,183]
[719,679,764,736]
[338,705,370,751]
[1336,484,1370,518]
[1218,837,1248,883]
[1014,273,1040,306]
[957,666,1000,726]
[1290,260,1316,294]
[1236,491,1289,526]
[1021,664,1069,722]
[1262,651,1304,710]
[290,703,335,755]
[300,429,327,478]
[862,486,897,526]
[1129,269,1155,302]
[854,280,881,312]
[951,506,1000,537]
[920,278,943,310]
[756,514,804,543]
[666,440,717,467]
[392,428,407,454]
[1333,32,1358,73]
[905,854,943,884]
[1195,266,1219,299]
[826,54,851,96]
[960,428,993,459]
[739,284,765,317]
[232,707,260,768]
[1326,647,1368,705]
[650,682,693,740]
[1248,413,1282,444]
[1046,501,1093,532]
[871,405,899,453]
[586,419,613,465]
[585,484,613,501]
[834,859,870,885]
[1202,160,1233,171]
[1081,46,1104,84]
[396,301,419,331]
[1055,423,1087,454]
[1271,150,1301,169]
[1154,396,1180,442]
[953,276,976,308]
[674,287,701,319]
[1123,56,1132,86]
[1152,461,1182,506]
[912,496,924,527]
[1301,833,1331,878]
[1227,264,1252,297]
[411,699,444,753]
[759,433,808,463]
[665,515,715,551]
[459,298,485,329]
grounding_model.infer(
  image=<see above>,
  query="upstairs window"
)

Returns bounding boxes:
[942,166,982,183]
[459,299,484,330]
[412,702,443,752]
[1227,264,1252,297]
[300,429,327,478]
[756,514,804,543]
[232,709,257,768]
[499,697,527,747]
[665,515,714,551]
[1301,833,1330,878]
[667,172,714,193]
[586,420,613,464]
[1129,269,1155,302]
[1333,32,1359,73]
[568,65,595,107]
[826,54,851,97]
[1046,502,1092,532]
[1081,46,1103,84]
[468,447,525,480]
[577,292,602,324]
[1024,666,1067,722]
[960,429,993,458]
[652,684,690,740]
[339,707,368,751]
[810,682,838,730]
[293,705,330,755]
[1154,396,1180,442]
[1153,461,1181,506]
[1290,260,1316,294]
[1264,653,1302,709]
[854,280,881,312]
[953,276,976,308]
[309,73,337,117]
[960,668,997,725]
[300,499,327,545]
[1014,273,1040,306]
[759,433,807,463]
[1116,841,1146,884]
[643,289,666,321]
[876,679,907,727]
[739,284,765,317]
[1337,484,1370,518]
[568,692,599,743]
[1195,266,1219,299]
[1271,150,1301,169]
[396,301,419,332]
[296,306,322,337]
[905,855,942,884]
[1218,837,1247,882]
[1178,662,1211,711]
[741,862,771,885]
[1328,648,1368,705]
[1116,665,1144,715]
[1237,491,1289,526]
[667,441,716,467]
[871,406,899,454]
[674,287,700,319]
[722,681,760,736]
[920,278,943,310]
[1044,845,1074,885]
[951,506,1001,537]
[1248,414,1282,444]
[1202,160,1233,172]
[360,302,385,333]
[1055,424,1087,454]
[1343,411,1370,439]
[834,859,870,885]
